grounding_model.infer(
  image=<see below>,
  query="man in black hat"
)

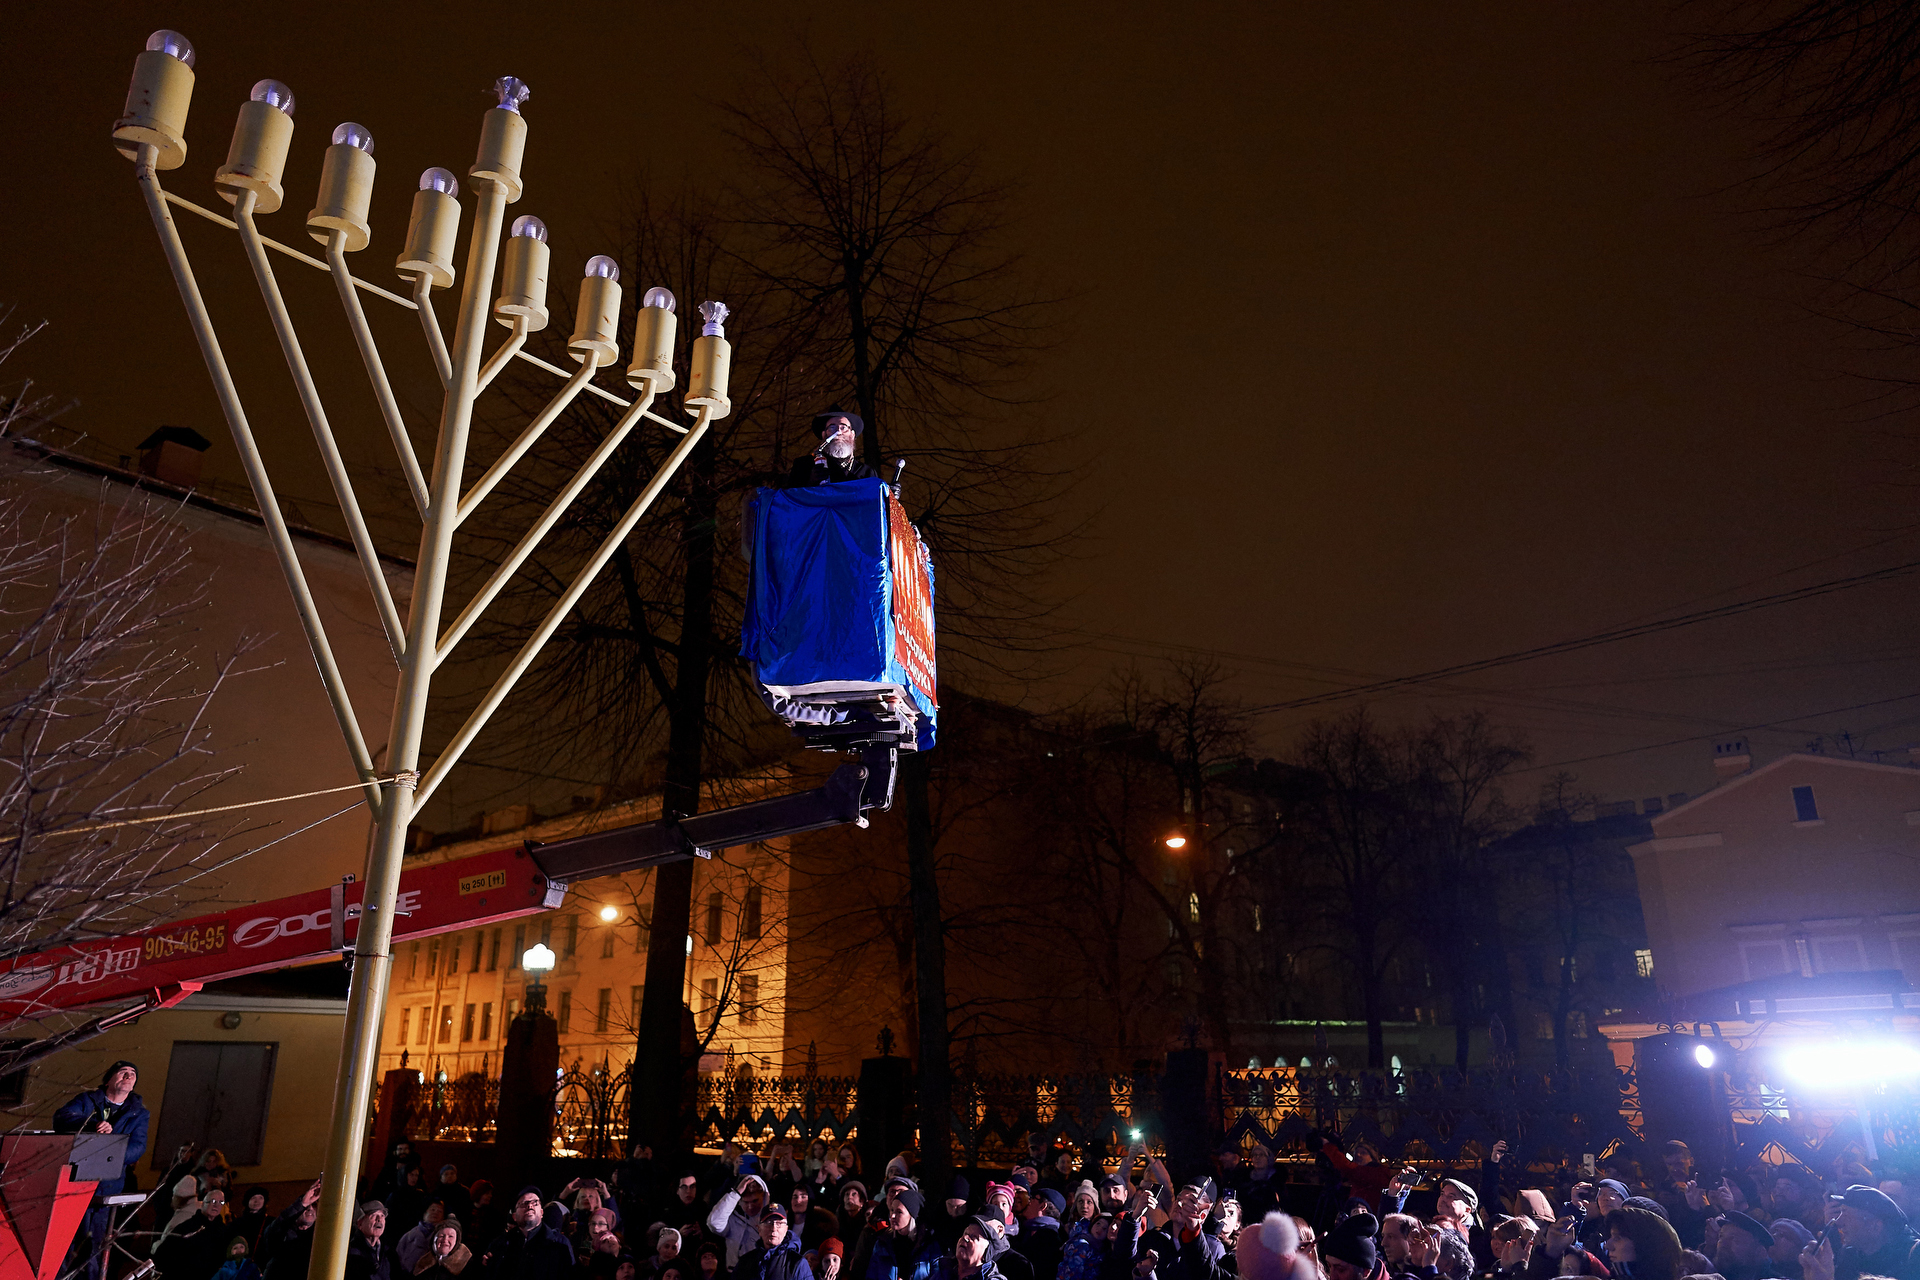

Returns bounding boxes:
[1717,1211,1778,1280]
[54,1060,150,1280]
[1812,1186,1920,1280]
[787,410,877,487]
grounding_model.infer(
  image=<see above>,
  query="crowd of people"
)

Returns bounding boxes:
[57,1063,1920,1280]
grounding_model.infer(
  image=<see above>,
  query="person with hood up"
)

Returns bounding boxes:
[1012,1189,1065,1280]
[397,1203,454,1272]
[710,1176,774,1269]
[861,1187,943,1280]
[955,1217,1013,1280]
[787,410,877,487]
[1057,1212,1115,1280]
[416,1220,472,1280]
[214,1237,263,1280]
[693,1240,728,1280]
[1604,1206,1685,1280]
[478,1187,577,1280]
[736,1205,814,1280]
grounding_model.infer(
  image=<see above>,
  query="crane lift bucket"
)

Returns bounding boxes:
[742,477,937,752]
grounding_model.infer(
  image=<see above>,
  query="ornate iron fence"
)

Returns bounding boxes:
[952,1072,1161,1169]
[554,1063,631,1158]
[396,1072,501,1143]
[1218,1063,1646,1171]
[690,1071,860,1151]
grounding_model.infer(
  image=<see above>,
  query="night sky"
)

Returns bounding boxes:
[17,1,1920,814]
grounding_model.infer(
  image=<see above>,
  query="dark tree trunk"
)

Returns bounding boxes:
[630,441,718,1159]
[903,750,950,1184]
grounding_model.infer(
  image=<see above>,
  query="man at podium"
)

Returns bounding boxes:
[54,1060,149,1278]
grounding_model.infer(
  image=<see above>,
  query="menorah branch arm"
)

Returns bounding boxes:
[475,317,529,393]
[160,190,420,310]
[455,357,596,526]
[412,272,453,389]
[133,153,383,816]
[328,237,430,518]
[233,206,409,663]
[435,386,659,664]
[413,406,715,811]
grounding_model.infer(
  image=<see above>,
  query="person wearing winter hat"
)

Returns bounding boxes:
[1768,1219,1812,1280]
[1715,1211,1776,1280]
[414,1218,471,1280]
[1606,1205,1687,1280]
[813,1239,843,1280]
[936,1177,974,1249]
[1065,1182,1099,1238]
[787,409,875,488]
[956,1217,1011,1280]
[1815,1185,1919,1280]
[1321,1212,1379,1280]
[866,1186,944,1280]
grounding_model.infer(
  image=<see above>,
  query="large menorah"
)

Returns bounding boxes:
[111,30,732,1277]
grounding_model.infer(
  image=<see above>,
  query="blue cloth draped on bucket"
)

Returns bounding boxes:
[742,478,936,749]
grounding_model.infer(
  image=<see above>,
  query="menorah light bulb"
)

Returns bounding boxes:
[400,169,462,287]
[497,216,552,331]
[699,300,729,338]
[114,30,197,169]
[147,29,196,68]
[216,78,297,213]
[494,76,531,113]
[331,122,374,153]
[250,79,294,114]
[571,256,624,365]
[630,288,679,393]
[310,122,377,251]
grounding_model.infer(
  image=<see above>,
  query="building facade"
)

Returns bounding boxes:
[1,435,407,1183]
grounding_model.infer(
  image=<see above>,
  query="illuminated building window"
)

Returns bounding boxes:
[1634,948,1654,979]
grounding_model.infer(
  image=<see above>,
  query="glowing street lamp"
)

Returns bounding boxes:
[521,941,557,1014]
[598,905,619,923]
[111,32,734,1280]
[1164,834,1188,850]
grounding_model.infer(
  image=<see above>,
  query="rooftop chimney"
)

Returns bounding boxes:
[136,426,211,488]
[1713,738,1751,781]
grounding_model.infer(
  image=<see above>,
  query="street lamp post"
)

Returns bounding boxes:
[522,943,557,1014]
[110,31,735,1280]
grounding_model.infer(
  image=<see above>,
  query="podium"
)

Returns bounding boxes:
[0,1133,129,1280]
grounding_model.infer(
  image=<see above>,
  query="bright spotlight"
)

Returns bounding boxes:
[1164,835,1187,849]
[599,905,618,922]
[1693,1043,1717,1069]
[1781,1041,1920,1087]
